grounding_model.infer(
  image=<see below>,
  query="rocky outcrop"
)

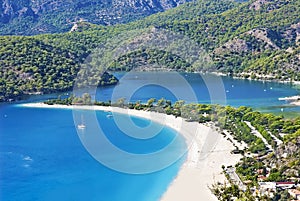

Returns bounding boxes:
[246,28,280,50]
[249,0,270,11]
[290,22,300,45]
[214,38,250,54]
[249,0,283,11]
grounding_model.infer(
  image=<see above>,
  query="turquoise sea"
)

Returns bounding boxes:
[1,73,299,201]
[0,105,185,201]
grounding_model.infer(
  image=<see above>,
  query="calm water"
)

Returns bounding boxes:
[15,72,300,116]
[0,105,185,201]
[95,72,300,116]
[0,72,299,201]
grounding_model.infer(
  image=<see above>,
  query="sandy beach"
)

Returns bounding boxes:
[291,101,300,106]
[20,103,241,201]
[161,125,241,201]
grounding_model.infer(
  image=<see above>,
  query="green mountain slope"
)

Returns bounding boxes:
[132,0,300,79]
[0,35,118,101]
[0,0,299,101]
[0,0,191,35]
[132,0,300,78]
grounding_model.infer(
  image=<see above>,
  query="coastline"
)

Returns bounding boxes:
[209,71,300,86]
[4,72,300,104]
[20,102,241,201]
[291,101,300,106]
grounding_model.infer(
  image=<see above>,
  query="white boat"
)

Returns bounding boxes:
[106,114,113,118]
[77,124,86,129]
[77,115,86,129]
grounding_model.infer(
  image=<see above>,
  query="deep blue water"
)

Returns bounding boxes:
[1,72,299,201]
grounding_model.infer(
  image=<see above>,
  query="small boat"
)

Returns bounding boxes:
[77,124,86,129]
[77,115,86,129]
[106,114,113,118]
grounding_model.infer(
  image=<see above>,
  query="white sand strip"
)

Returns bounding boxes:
[161,126,241,201]
[291,101,300,106]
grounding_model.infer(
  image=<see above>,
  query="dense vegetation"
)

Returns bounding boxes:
[131,0,300,79]
[0,35,118,102]
[0,0,192,35]
[1,0,300,101]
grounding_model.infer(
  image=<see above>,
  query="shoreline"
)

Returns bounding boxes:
[291,101,300,106]
[209,71,300,86]
[19,102,241,201]
[3,72,300,104]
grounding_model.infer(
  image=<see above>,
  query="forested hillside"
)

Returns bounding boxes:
[131,0,300,79]
[0,35,118,101]
[0,0,299,101]
[0,0,191,35]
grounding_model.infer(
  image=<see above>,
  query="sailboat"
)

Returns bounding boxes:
[77,115,86,129]
[77,124,86,129]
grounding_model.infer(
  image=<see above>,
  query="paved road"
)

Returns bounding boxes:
[226,167,247,191]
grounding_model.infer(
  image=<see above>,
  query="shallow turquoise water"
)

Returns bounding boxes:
[0,105,185,201]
